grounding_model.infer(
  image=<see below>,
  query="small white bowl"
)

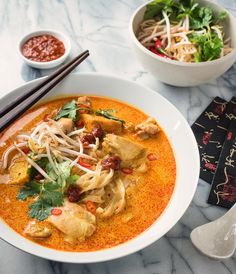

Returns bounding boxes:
[18,29,71,69]
[129,0,236,87]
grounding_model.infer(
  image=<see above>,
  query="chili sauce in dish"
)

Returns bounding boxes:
[22,34,65,62]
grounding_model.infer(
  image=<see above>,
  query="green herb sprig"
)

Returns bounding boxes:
[95,109,125,124]
[17,159,79,221]
[54,100,77,121]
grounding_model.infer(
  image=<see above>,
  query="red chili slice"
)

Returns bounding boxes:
[86,201,97,214]
[147,153,158,161]
[51,208,62,216]
[22,147,30,154]
[155,39,162,49]
[82,141,89,148]
[149,46,173,60]
[121,167,133,174]
[78,157,92,168]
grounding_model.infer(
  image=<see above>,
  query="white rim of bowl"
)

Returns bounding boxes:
[18,29,71,66]
[0,72,200,263]
[129,0,236,67]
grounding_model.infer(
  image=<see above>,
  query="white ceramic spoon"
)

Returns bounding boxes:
[190,203,236,259]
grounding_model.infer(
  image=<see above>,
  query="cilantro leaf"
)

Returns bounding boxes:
[28,158,49,180]
[17,188,37,201]
[57,161,71,180]
[45,162,58,181]
[17,181,41,200]
[214,10,228,24]
[189,30,223,61]
[189,6,213,29]
[54,100,77,121]
[67,174,80,186]
[218,10,228,21]
[29,199,52,221]
[144,0,176,20]
[19,181,64,221]
[18,158,71,221]
[44,189,64,206]
[95,109,125,124]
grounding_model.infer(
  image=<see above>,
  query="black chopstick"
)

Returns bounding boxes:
[0,50,89,133]
[0,50,89,118]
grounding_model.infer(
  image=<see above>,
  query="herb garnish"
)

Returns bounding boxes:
[17,160,79,221]
[188,31,223,61]
[95,109,125,124]
[54,100,77,121]
[55,100,125,124]
[144,0,177,20]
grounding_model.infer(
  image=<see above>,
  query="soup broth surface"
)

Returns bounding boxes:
[0,96,176,251]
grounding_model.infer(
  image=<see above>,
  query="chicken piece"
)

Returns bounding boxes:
[48,201,96,243]
[56,118,73,134]
[24,222,52,239]
[135,117,160,140]
[9,157,29,185]
[124,122,135,133]
[81,114,122,134]
[102,134,147,167]
[50,118,73,135]
[77,96,91,107]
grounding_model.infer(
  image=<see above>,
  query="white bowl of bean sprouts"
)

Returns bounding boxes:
[129,0,236,87]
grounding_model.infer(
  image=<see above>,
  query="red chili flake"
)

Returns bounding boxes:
[147,153,158,161]
[76,120,84,128]
[67,185,81,203]
[227,131,233,141]
[121,167,133,174]
[204,162,217,171]
[101,156,121,170]
[86,201,97,214]
[92,124,104,140]
[22,147,30,154]
[43,114,50,122]
[34,173,44,181]
[81,134,95,144]
[202,132,212,145]
[51,208,62,216]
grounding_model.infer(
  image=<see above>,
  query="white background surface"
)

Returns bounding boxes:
[0,0,236,273]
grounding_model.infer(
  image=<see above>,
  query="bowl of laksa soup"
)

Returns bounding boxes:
[0,73,199,263]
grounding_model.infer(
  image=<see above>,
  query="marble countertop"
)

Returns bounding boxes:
[1,0,236,273]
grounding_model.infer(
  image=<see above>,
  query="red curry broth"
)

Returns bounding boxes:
[0,96,176,251]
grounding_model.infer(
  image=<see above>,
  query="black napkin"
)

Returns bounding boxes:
[200,97,236,183]
[208,119,236,208]
[191,97,227,182]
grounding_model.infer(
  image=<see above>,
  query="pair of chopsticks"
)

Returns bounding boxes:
[0,50,89,133]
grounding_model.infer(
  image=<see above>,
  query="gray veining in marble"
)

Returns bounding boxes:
[1,0,236,273]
